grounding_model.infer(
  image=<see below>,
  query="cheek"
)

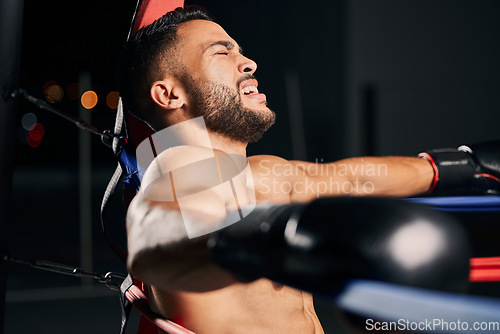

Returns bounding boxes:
[205,63,238,87]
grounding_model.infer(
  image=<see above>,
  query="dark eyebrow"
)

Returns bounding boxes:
[204,40,244,54]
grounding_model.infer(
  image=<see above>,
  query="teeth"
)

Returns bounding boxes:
[241,86,259,95]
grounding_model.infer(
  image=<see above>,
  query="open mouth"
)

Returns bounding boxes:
[240,79,260,96]
[241,85,259,95]
[239,78,267,104]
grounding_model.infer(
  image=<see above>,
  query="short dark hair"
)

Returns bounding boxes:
[117,6,213,124]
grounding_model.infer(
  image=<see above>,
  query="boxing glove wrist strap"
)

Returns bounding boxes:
[418,149,476,194]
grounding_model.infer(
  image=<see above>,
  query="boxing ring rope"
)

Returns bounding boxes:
[470,257,500,282]
[335,279,500,333]
[409,195,500,212]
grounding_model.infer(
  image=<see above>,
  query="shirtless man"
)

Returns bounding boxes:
[118,6,499,333]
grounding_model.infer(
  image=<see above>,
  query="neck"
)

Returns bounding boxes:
[208,132,247,156]
[157,116,247,156]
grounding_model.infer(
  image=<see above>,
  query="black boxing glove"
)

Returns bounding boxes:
[209,197,470,294]
[418,140,500,195]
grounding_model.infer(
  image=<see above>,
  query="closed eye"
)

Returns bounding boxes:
[205,40,243,56]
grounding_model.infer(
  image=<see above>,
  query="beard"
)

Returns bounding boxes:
[180,73,276,143]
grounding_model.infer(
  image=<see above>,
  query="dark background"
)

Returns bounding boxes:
[3,0,500,333]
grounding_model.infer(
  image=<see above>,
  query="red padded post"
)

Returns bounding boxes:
[132,0,185,35]
[126,0,186,153]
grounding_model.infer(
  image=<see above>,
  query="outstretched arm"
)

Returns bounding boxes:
[291,156,434,199]
[252,155,434,203]
[287,140,500,201]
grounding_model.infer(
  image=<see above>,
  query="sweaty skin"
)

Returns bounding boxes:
[125,19,434,333]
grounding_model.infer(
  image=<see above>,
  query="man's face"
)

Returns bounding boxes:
[175,20,276,142]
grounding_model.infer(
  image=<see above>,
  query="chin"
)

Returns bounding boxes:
[247,101,272,113]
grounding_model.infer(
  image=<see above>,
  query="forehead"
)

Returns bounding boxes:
[177,20,236,51]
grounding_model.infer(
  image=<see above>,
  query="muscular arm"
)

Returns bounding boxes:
[293,156,434,199]
[129,150,433,291]
[126,192,237,292]
[251,155,434,202]
[126,147,249,292]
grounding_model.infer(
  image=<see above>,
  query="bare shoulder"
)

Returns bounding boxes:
[141,145,245,202]
[248,155,316,181]
[153,145,219,169]
[248,155,293,176]
[247,155,297,204]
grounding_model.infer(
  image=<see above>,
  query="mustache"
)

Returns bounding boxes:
[236,74,257,89]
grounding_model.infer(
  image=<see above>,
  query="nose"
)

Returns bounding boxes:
[238,55,257,74]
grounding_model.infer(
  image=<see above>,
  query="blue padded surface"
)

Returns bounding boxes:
[408,196,500,212]
[334,279,500,333]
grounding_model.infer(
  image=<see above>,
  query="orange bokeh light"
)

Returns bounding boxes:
[43,80,58,93]
[44,83,64,103]
[81,90,98,109]
[106,91,120,109]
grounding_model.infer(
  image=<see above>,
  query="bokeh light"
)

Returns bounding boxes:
[21,113,37,131]
[27,136,41,148]
[26,123,45,148]
[42,80,57,93]
[106,91,120,109]
[81,90,98,109]
[28,123,45,141]
[43,81,64,103]
[67,82,83,100]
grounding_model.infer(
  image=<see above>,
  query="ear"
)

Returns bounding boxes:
[150,79,186,110]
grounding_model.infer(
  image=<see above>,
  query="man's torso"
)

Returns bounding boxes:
[145,153,325,333]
